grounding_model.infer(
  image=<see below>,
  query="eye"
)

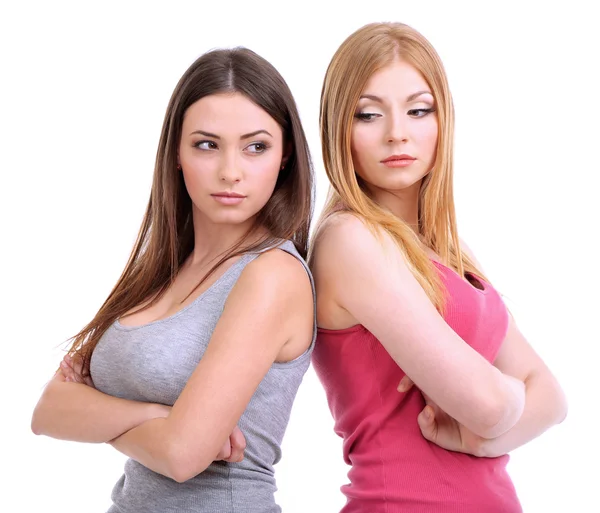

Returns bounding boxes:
[194,140,218,150]
[354,112,381,122]
[407,108,435,118]
[245,142,268,154]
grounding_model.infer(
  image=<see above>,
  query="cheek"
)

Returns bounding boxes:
[255,162,280,193]
[351,127,376,166]
[421,120,439,155]
[246,157,281,198]
[181,165,211,195]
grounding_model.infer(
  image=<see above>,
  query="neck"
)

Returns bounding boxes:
[368,180,422,233]
[189,210,265,267]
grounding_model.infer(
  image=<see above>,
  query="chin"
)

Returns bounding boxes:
[210,213,253,226]
[211,204,267,225]
[364,168,426,191]
[374,178,422,192]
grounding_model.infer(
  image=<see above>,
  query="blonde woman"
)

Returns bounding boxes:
[309,22,567,512]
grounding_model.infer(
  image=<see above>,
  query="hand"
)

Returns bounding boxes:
[215,425,246,463]
[397,376,487,456]
[60,353,95,387]
[417,397,487,456]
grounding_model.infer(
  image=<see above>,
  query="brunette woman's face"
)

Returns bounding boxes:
[178,92,285,226]
[351,59,438,197]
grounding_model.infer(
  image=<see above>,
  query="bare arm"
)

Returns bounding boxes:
[31,370,170,443]
[109,250,313,483]
[314,214,525,439]
[475,315,567,456]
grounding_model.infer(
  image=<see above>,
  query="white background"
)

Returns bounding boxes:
[2,1,598,511]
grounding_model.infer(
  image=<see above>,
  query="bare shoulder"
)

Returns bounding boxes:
[229,247,313,359]
[234,247,312,305]
[459,238,485,270]
[318,212,373,242]
[459,238,477,260]
[313,212,396,266]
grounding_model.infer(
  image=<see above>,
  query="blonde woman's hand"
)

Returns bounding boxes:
[398,376,487,456]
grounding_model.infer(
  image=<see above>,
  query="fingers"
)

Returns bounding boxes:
[62,354,94,386]
[422,392,434,405]
[215,439,232,461]
[66,354,84,381]
[225,426,246,463]
[417,405,436,441]
[397,375,415,393]
[60,358,78,383]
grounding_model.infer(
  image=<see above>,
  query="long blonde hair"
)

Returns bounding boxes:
[316,22,483,311]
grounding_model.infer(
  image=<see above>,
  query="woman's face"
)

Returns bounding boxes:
[178,92,285,227]
[351,59,438,198]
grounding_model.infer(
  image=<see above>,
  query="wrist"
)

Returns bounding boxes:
[148,403,171,420]
[463,432,489,458]
[475,437,506,458]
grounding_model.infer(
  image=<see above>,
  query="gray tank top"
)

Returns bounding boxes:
[90,240,315,513]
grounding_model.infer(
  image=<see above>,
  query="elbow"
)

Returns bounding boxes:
[169,462,210,484]
[31,401,47,436]
[552,381,569,425]
[476,401,518,439]
[31,379,62,437]
[557,399,568,424]
[31,415,42,436]
[474,381,526,439]
[165,442,211,483]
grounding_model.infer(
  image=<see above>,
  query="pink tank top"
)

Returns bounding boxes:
[313,260,522,513]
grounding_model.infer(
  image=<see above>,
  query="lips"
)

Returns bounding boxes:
[381,154,416,163]
[211,191,246,206]
[211,192,246,198]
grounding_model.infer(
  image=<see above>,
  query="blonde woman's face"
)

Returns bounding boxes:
[351,59,438,196]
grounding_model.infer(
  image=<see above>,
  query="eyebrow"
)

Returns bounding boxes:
[359,90,433,103]
[189,129,273,139]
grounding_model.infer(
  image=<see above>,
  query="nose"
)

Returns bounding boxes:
[386,111,409,144]
[218,151,242,184]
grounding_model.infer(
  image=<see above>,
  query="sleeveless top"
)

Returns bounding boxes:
[90,240,316,513]
[312,260,522,513]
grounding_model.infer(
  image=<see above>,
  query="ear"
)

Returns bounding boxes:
[280,141,293,169]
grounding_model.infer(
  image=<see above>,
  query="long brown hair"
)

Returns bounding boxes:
[316,22,483,311]
[67,47,314,374]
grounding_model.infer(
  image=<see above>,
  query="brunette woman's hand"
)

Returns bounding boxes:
[215,425,246,463]
[60,353,95,387]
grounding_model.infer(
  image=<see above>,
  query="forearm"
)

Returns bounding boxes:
[109,418,182,481]
[32,378,166,443]
[479,372,567,457]
[480,372,527,439]
[110,417,219,483]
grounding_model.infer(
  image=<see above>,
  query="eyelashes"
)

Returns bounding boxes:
[354,113,381,122]
[408,107,436,118]
[194,140,218,150]
[246,142,270,154]
[354,107,436,122]
[192,140,271,154]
